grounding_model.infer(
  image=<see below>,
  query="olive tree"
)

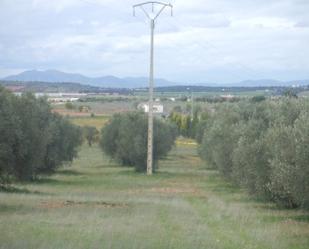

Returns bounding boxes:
[198,98,309,209]
[100,112,177,172]
[0,87,83,182]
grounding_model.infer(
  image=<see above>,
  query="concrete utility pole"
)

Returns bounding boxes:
[191,91,194,121]
[187,87,194,121]
[133,2,173,175]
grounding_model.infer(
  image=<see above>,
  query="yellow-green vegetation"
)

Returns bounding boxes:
[69,116,109,130]
[0,140,308,249]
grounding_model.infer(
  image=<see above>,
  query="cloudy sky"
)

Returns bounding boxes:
[0,0,308,83]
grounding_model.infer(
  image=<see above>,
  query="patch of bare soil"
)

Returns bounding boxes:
[51,109,91,117]
[149,186,208,199]
[39,200,128,209]
[149,187,197,194]
[279,219,309,235]
[126,184,207,198]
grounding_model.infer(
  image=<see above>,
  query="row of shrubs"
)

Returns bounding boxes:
[169,108,210,139]
[0,87,83,183]
[198,98,309,209]
[100,112,177,172]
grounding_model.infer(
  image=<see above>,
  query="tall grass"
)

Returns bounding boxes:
[0,141,308,249]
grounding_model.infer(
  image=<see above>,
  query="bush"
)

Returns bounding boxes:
[83,126,99,146]
[42,114,82,174]
[199,103,241,177]
[100,112,177,172]
[0,89,20,183]
[195,112,211,144]
[199,98,309,209]
[65,102,75,110]
[266,110,309,208]
[169,111,195,138]
[0,87,82,182]
[251,95,266,102]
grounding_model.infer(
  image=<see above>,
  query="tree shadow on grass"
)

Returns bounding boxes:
[32,177,88,187]
[210,184,240,194]
[161,156,176,161]
[32,178,63,185]
[210,183,309,224]
[291,214,309,222]
[56,169,84,176]
[0,203,30,214]
[202,172,241,195]
[155,171,176,178]
[260,211,309,224]
[260,204,309,223]
[116,169,181,180]
[156,170,198,179]
[0,185,45,195]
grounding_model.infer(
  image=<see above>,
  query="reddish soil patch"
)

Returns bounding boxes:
[51,109,91,117]
[126,184,206,198]
[149,187,198,194]
[39,200,128,209]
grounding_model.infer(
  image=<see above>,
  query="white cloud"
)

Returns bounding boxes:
[0,0,308,82]
[69,19,85,25]
[31,0,84,12]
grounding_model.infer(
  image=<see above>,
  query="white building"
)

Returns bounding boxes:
[48,97,80,103]
[220,94,235,100]
[138,103,164,114]
[14,92,87,102]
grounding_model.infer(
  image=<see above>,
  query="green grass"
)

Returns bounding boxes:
[135,90,273,98]
[52,100,137,117]
[0,140,308,249]
[69,116,109,130]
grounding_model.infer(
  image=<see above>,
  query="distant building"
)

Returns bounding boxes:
[48,97,79,103]
[138,102,164,114]
[14,92,87,103]
[220,94,235,100]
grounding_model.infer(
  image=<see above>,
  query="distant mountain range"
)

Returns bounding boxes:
[2,70,180,88]
[2,70,309,88]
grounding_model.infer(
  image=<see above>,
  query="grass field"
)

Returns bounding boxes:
[53,101,137,116]
[0,140,308,249]
[135,90,273,98]
[69,116,110,130]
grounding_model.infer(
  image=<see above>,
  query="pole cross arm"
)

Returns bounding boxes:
[133,1,173,20]
[133,1,172,8]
